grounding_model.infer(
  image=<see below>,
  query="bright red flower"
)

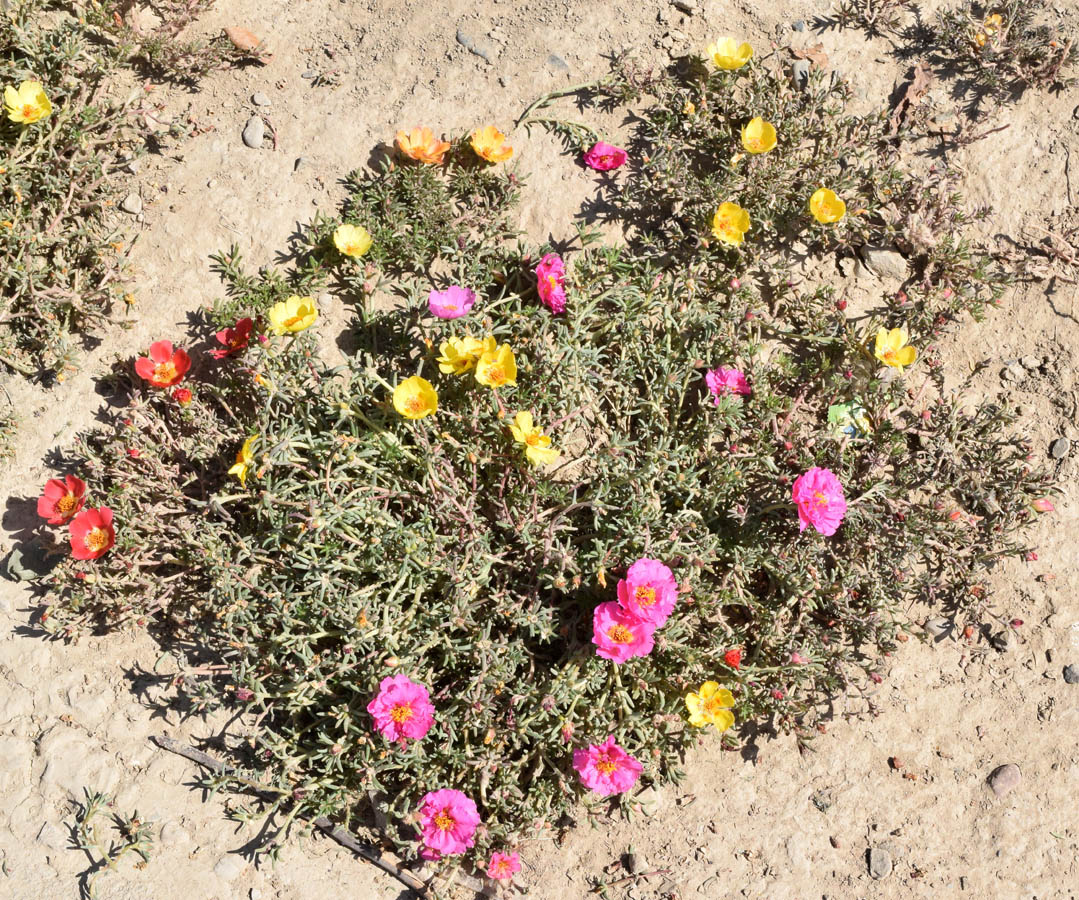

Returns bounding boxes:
[135,340,191,388]
[37,475,87,524]
[173,387,193,405]
[211,317,254,359]
[724,648,743,669]
[69,506,116,560]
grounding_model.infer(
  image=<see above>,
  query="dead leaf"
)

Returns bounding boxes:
[889,61,934,134]
[791,43,829,69]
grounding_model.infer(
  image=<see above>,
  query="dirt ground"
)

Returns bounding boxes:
[2,0,1078,898]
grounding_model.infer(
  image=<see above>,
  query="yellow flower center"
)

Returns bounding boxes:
[283,315,303,329]
[485,365,505,384]
[547,276,558,290]
[85,527,110,552]
[525,433,541,447]
[153,361,177,383]
[633,586,657,607]
[702,696,726,718]
[882,348,899,364]
[595,752,618,775]
[390,703,413,723]
[405,395,426,414]
[56,493,77,516]
[492,860,512,876]
[813,491,829,507]
[433,809,455,831]
[22,104,36,119]
[607,624,634,644]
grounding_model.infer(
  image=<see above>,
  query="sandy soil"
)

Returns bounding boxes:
[1,1,1077,898]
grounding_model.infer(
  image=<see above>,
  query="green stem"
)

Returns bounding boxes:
[514,78,611,127]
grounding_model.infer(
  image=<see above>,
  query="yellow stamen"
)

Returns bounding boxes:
[607,624,634,644]
[634,586,657,607]
[433,810,455,831]
[85,527,109,552]
[390,704,413,723]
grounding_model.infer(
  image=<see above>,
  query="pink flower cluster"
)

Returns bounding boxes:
[705,365,751,403]
[535,252,566,314]
[592,557,678,664]
[791,466,847,536]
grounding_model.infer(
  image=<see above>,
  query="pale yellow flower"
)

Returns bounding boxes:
[740,117,776,154]
[711,201,750,246]
[685,681,735,730]
[474,343,516,388]
[874,327,917,371]
[228,434,258,486]
[4,81,51,124]
[268,295,317,335]
[437,334,495,375]
[333,224,372,258]
[809,188,846,224]
[706,37,753,70]
[508,411,559,466]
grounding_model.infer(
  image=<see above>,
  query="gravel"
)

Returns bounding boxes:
[1050,437,1071,459]
[120,193,142,214]
[252,92,271,107]
[987,763,1021,797]
[242,115,265,149]
[1063,664,1079,684]
[868,846,893,879]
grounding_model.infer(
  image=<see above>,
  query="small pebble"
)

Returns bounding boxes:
[214,854,247,881]
[294,156,310,172]
[301,69,319,79]
[791,59,810,91]
[1050,437,1070,459]
[987,763,1021,797]
[1020,355,1040,371]
[120,193,142,215]
[1063,664,1079,684]
[547,53,570,72]
[868,846,893,880]
[672,0,697,13]
[251,92,271,107]
[792,19,805,31]
[924,617,951,639]
[242,116,265,149]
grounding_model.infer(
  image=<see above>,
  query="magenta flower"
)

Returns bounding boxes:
[583,141,628,171]
[487,850,521,881]
[616,557,678,627]
[417,789,481,856]
[705,366,751,404]
[592,601,655,663]
[366,674,435,744]
[535,252,566,314]
[791,466,847,536]
[427,285,476,319]
[573,735,643,796]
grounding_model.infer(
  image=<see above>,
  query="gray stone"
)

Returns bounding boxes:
[672,0,697,13]
[547,53,570,72]
[1001,364,1023,383]
[242,116,264,149]
[868,846,893,879]
[861,245,908,281]
[251,92,271,107]
[791,59,810,90]
[125,157,142,175]
[293,156,310,172]
[214,854,247,881]
[1050,437,1070,459]
[1062,664,1079,684]
[924,617,952,639]
[1020,355,1041,371]
[792,19,805,31]
[120,193,142,215]
[456,28,494,64]
[301,69,318,79]
[987,763,1021,797]
[989,630,1014,652]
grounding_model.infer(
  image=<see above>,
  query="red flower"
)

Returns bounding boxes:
[724,647,743,669]
[37,475,87,524]
[135,340,191,388]
[211,317,254,359]
[69,507,116,560]
[173,387,193,405]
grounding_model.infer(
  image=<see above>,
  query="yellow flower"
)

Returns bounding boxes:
[682,99,696,116]
[437,334,494,375]
[974,31,988,48]
[809,188,846,224]
[4,81,52,124]
[740,117,776,154]
[228,434,258,486]
[268,295,317,335]
[470,125,513,163]
[983,13,1003,34]
[508,411,559,466]
[706,37,753,70]
[333,224,372,258]
[475,342,517,388]
[392,375,438,419]
[395,127,450,165]
[874,327,917,370]
[711,201,750,246]
[685,681,735,730]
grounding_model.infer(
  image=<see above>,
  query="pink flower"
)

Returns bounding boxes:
[416,789,481,856]
[616,557,678,627]
[419,847,442,862]
[592,601,655,663]
[705,366,751,403]
[427,285,476,320]
[583,141,627,171]
[790,652,809,665]
[572,735,643,796]
[1032,498,1056,513]
[366,675,435,744]
[791,466,847,536]
[535,252,566,314]
[487,851,521,881]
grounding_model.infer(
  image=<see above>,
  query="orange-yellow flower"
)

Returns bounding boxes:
[4,81,51,124]
[475,343,516,388]
[874,327,917,370]
[983,13,1003,34]
[508,412,559,466]
[470,125,513,163]
[228,434,259,486]
[706,37,753,70]
[711,201,750,246]
[809,188,846,224]
[740,117,776,154]
[395,127,450,165]
[393,375,438,419]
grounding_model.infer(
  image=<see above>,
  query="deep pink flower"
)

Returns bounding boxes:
[134,340,190,388]
[366,675,435,744]
[616,557,678,627]
[572,735,643,796]
[535,252,566,314]
[427,285,476,320]
[592,601,655,663]
[487,851,521,881]
[416,789,481,856]
[583,141,628,171]
[211,317,254,359]
[705,366,751,403]
[791,466,847,536]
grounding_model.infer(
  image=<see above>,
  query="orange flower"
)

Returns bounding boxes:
[470,125,513,163]
[396,127,450,165]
